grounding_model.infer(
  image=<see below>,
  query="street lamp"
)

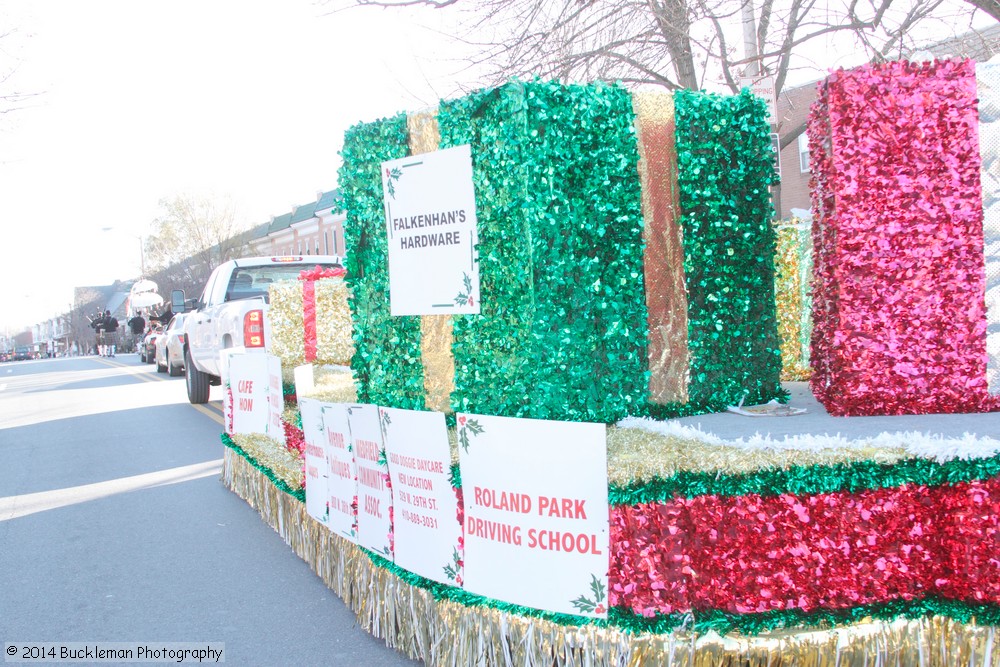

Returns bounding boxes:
[101,227,146,277]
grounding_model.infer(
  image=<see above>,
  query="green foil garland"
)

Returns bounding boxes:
[437,80,650,423]
[607,451,1000,506]
[338,115,426,411]
[656,89,785,416]
[221,432,305,502]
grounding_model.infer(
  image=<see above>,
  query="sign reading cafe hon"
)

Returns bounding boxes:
[381,144,481,316]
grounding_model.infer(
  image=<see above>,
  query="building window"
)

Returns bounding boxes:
[798,133,810,173]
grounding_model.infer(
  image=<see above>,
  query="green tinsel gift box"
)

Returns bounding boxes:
[338,80,784,423]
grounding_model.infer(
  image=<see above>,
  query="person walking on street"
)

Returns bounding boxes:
[102,309,119,357]
[90,311,106,356]
[128,312,146,336]
[127,312,146,354]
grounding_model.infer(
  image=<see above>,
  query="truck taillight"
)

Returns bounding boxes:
[244,309,265,348]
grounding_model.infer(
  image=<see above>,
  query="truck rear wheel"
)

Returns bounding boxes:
[185,348,210,404]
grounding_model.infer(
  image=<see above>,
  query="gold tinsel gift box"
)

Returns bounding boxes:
[268,275,355,370]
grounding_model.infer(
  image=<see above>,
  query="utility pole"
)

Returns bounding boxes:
[742,0,759,78]
[741,0,783,216]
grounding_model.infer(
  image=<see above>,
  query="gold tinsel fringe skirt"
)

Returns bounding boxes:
[222,449,1000,666]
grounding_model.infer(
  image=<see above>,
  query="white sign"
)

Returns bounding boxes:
[299,397,329,525]
[293,363,316,396]
[457,414,609,618]
[740,76,778,118]
[381,144,480,316]
[321,403,360,542]
[347,404,393,558]
[741,76,776,119]
[380,408,463,585]
[229,352,284,444]
[265,356,285,444]
[220,347,246,435]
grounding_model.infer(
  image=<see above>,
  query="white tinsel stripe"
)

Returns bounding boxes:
[616,416,1000,464]
[977,62,1000,395]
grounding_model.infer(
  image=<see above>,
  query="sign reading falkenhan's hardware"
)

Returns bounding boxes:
[381,144,481,316]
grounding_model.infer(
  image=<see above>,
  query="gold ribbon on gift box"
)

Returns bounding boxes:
[407,110,456,414]
[632,91,690,405]
[410,93,693,413]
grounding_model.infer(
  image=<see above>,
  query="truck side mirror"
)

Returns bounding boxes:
[171,289,187,313]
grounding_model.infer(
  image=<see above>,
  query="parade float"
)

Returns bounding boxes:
[219,71,1000,666]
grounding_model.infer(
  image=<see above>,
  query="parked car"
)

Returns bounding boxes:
[139,325,163,364]
[155,314,187,376]
[13,346,34,361]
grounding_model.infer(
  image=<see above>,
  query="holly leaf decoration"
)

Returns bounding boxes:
[454,272,475,306]
[385,167,403,199]
[589,574,606,603]
[379,409,391,440]
[570,574,607,613]
[466,419,484,437]
[458,418,484,453]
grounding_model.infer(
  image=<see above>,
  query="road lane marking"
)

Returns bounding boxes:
[93,357,225,424]
[191,402,225,425]
[0,459,224,521]
[93,357,168,384]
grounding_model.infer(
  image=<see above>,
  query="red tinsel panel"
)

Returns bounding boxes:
[808,59,999,415]
[608,478,1000,616]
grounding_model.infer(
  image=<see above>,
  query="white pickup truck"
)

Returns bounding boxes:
[171,255,344,403]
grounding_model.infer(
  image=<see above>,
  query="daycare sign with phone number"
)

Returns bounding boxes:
[381,144,481,316]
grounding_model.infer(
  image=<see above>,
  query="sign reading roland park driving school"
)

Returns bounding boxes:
[457,414,610,618]
[381,144,480,316]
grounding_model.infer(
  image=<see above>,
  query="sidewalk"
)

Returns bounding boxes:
[670,382,1000,441]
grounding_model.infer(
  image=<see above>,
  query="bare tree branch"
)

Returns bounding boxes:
[353,0,461,6]
[325,0,987,101]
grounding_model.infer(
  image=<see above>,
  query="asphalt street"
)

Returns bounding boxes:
[0,355,418,666]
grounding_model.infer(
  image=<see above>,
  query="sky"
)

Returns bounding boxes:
[0,0,467,332]
[0,0,987,334]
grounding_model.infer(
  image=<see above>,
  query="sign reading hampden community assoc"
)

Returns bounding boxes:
[380,407,463,585]
[381,144,480,316]
[347,404,393,557]
[457,414,610,618]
